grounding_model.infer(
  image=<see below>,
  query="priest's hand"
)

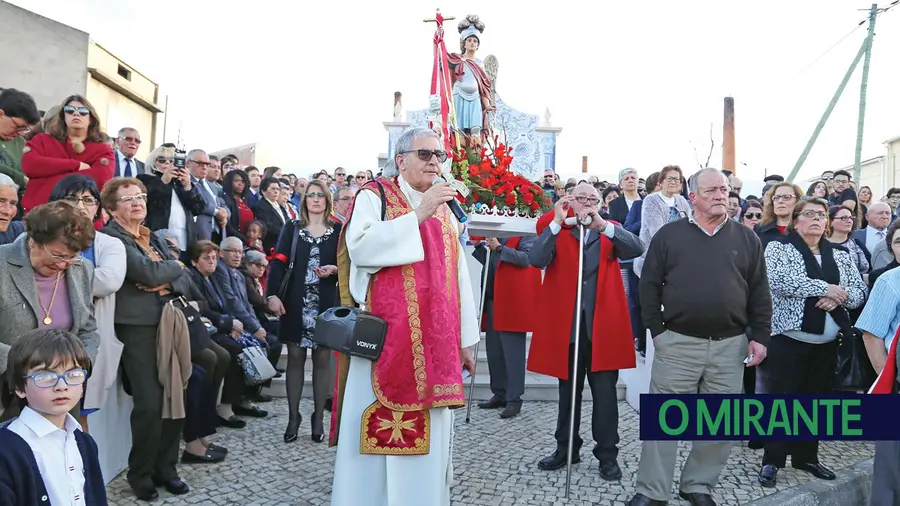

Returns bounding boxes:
[745,341,767,367]
[415,182,457,224]
[553,195,574,225]
[266,296,286,316]
[460,347,475,376]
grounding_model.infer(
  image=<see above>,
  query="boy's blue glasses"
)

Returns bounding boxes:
[22,369,87,388]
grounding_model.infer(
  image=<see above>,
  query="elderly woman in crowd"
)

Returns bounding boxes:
[221,169,253,241]
[757,197,867,488]
[0,201,99,420]
[48,174,126,425]
[100,177,194,501]
[740,199,764,230]
[241,249,281,367]
[826,205,870,281]
[138,144,206,258]
[633,165,689,277]
[267,179,341,444]
[279,178,298,220]
[21,95,114,213]
[757,181,804,248]
[0,174,22,245]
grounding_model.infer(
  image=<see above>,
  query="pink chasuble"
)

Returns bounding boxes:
[332,177,465,455]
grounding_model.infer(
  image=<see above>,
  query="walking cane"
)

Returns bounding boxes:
[565,224,586,498]
[465,247,492,423]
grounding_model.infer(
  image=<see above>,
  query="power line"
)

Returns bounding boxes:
[793,23,864,77]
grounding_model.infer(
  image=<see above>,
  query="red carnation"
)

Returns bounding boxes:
[522,192,534,204]
[530,201,540,211]
[505,192,517,206]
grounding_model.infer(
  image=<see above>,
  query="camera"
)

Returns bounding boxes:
[173,149,187,170]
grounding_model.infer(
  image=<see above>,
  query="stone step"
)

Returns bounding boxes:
[264,335,625,402]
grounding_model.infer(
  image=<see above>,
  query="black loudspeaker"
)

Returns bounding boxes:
[315,307,387,361]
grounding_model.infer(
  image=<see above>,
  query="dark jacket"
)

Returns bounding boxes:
[755,220,787,249]
[251,199,288,253]
[607,196,632,225]
[266,222,342,338]
[187,268,235,334]
[100,220,193,326]
[114,154,145,177]
[136,173,206,246]
[623,199,643,236]
[214,260,262,333]
[0,423,107,506]
[220,192,247,242]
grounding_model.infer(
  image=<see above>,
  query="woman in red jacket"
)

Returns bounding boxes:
[21,95,114,213]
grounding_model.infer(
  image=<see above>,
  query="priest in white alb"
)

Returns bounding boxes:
[329,127,479,506]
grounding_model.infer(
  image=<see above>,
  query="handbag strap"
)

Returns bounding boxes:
[373,179,387,221]
[278,224,302,299]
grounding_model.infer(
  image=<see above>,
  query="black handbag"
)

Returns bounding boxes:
[314,306,387,361]
[834,326,877,392]
[169,296,213,352]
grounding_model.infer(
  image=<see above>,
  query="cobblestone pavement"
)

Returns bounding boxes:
[106,399,874,505]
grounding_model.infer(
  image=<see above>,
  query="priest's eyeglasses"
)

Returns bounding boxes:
[23,369,88,388]
[399,149,448,163]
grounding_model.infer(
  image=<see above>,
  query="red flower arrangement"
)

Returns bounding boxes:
[450,140,552,217]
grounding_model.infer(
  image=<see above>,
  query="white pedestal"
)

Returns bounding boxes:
[620,330,655,413]
[466,213,537,238]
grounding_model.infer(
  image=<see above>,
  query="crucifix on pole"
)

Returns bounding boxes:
[423,8,455,27]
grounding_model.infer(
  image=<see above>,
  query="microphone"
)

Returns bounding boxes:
[432,177,468,223]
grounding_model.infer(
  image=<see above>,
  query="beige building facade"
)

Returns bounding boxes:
[806,137,900,199]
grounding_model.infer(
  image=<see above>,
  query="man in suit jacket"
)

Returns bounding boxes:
[114,127,146,177]
[186,149,219,242]
[473,235,539,419]
[251,177,288,252]
[527,184,642,480]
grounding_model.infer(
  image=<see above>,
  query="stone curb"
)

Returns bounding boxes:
[747,458,873,506]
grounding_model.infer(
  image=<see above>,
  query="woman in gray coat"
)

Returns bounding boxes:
[100,177,194,501]
[633,165,691,277]
[0,202,99,420]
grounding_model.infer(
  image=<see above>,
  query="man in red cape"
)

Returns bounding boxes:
[472,235,540,419]
[527,183,642,481]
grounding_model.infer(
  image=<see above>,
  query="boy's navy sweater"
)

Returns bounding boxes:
[0,420,107,506]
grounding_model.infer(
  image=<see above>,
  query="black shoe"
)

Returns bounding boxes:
[151,477,190,495]
[130,483,159,501]
[499,402,521,419]
[758,464,778,488]
[537,449,580,471]
[311,434,325,443]
[181,449,225,464]
[626,493,667,506]
[678,491,716,506]
[251,392,273,403]
[206,443,227,455]
[284,414,302,443]
[325,397,333,412]
[792,462,836,480]
[477,397,507,409]
[216,415,246,429]
[599,459,622,481]
[233,405,268,418]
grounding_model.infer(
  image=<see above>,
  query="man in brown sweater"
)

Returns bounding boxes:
[628,168,772,506]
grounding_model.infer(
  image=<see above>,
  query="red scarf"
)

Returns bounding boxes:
[479,236,541,332]
[526,213,635,379]
[869,326,900,394]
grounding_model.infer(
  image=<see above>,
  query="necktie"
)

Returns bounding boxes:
[124,158,133,178]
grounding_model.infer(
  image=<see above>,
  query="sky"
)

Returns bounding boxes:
[7,0,900,184]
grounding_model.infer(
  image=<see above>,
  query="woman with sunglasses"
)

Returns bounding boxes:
[138,144,207,260]
[265,179,341,444]
[20,95,114,214]
[48,175,127,433]
[740,200,764,229]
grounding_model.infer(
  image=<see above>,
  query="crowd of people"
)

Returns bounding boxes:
[2,84,900,506]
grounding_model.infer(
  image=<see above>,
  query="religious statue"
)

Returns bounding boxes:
[392,91,403,121]
[447,14,495,143]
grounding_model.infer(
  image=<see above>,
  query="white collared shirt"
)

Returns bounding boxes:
[547,219,616,243]
[8,406,86,506]
[688,211,729,236]
[116,151,136,177]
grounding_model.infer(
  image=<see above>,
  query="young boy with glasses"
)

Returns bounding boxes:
[0,328,107,505]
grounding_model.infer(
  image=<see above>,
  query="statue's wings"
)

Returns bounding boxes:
[484,54,499,98]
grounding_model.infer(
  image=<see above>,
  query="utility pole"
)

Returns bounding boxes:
[161,95,169,144]
[854,3,878,184]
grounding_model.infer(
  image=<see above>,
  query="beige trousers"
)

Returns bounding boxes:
[635,330,748,501]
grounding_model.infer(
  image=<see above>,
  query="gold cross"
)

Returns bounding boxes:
[376,411,417,445]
